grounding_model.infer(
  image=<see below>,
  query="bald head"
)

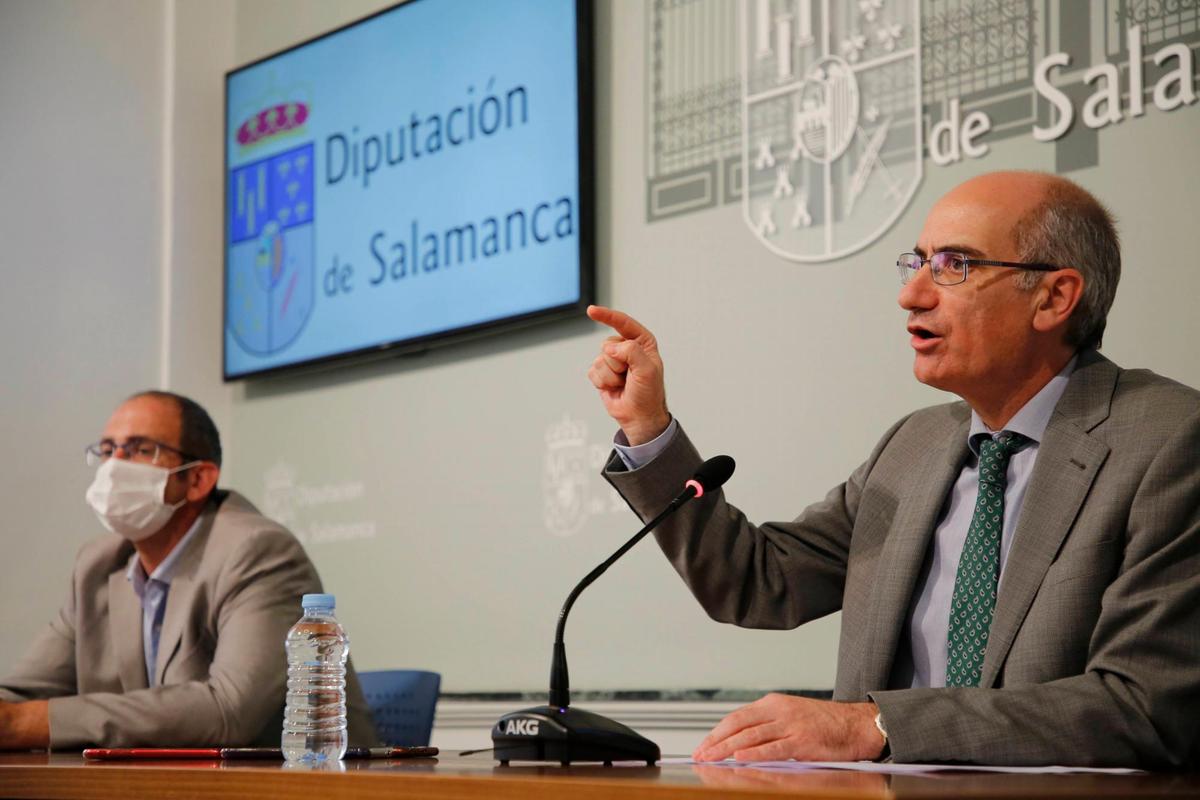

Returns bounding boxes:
[923,172,1057,264]
[123,390,224,467]
[927,171,1120,350]
[943,169,1060,198]
[930,171,1072,245]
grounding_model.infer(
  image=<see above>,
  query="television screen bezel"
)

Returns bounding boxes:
[222,0,594,382]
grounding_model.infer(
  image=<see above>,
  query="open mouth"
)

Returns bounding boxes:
[907,323,942,347]
[908,325,938,339]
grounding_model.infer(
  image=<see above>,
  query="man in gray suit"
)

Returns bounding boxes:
[586,171,1200,767]
[0,391,376,749]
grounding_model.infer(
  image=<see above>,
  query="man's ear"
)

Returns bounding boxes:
[1032,268,1084,336]
[186,462,220,503]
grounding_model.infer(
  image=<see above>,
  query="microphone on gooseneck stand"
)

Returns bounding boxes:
[491,455,736,767]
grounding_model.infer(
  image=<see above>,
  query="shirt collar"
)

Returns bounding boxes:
[125,515,204,597]
[968,354,1078,456]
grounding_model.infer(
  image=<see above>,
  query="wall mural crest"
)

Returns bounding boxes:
[742,0,923,260]
[646,0,1200,262]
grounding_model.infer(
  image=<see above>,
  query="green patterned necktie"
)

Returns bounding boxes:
[945,432,1030,687]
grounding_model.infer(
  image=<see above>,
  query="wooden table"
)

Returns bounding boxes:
[1,752,1198,799]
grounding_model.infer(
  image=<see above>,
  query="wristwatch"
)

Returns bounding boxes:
[874,711,891,760]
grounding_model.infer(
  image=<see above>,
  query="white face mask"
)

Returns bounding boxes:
[85,458,197,542]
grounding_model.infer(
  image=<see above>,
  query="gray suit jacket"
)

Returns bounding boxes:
[605,351,1200,767]
[0,490,378,749]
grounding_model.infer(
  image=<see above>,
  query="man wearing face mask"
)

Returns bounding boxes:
[0,391,377,749]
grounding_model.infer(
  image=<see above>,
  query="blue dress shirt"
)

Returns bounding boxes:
[124,518,203,686]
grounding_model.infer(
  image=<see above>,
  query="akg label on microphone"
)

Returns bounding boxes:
[503,719,540,736]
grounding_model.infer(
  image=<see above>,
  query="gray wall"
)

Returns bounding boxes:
[0,0,167,654]
[2,0,1198,696]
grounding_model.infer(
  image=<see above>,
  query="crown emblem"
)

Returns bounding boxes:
[237,101,309,150]
[545,414,588,449]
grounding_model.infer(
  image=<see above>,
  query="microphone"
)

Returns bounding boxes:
[492,455,736,766]
[548,455,734,709]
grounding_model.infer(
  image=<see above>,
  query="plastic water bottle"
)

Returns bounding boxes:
[282,593,349,763]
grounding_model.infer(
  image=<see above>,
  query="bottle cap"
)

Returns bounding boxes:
[301,593,336,611]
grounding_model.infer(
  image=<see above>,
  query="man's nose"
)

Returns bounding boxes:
[898,264,938,312]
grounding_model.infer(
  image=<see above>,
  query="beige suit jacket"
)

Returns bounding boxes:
[606,351,1200,767]
[0,490,378,749]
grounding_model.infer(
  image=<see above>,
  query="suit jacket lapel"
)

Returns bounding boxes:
[155,574,195,685]
[979,351,1116,687]
[154,503,218,685]
[107,569,148,691]
[860,409,971,694]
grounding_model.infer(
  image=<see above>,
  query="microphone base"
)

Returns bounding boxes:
[491,705,660,766]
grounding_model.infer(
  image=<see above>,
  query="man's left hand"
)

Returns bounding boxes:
[692,694,884,762]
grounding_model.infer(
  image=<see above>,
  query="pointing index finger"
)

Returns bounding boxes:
[587,305,652,342]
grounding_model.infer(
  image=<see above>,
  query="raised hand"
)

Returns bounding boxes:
[585,305,672,446]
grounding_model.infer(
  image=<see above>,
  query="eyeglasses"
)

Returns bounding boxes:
[897,252,1062,286]
[84,437,198,467]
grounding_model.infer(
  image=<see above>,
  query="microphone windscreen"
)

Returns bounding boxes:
[693,455,736,492]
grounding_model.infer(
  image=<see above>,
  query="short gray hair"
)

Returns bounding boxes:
[1012,180,1121,351]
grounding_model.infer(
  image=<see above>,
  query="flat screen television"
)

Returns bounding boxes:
[224,0,592,380]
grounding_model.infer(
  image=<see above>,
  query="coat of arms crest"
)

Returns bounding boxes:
[742,0,923,261]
